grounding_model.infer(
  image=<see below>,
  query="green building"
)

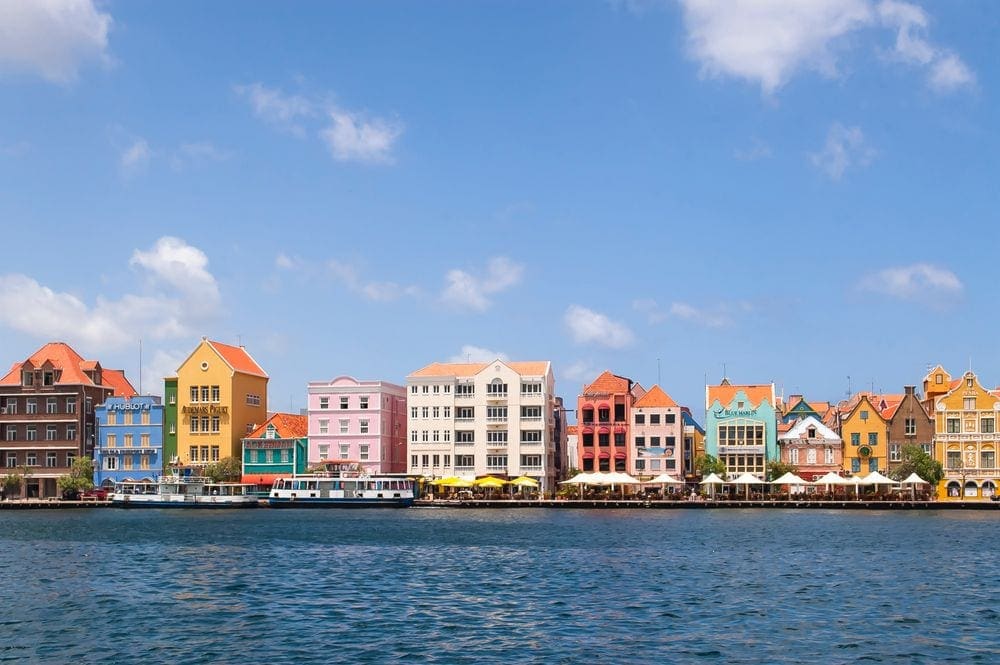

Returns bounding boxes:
[163,377,178,468]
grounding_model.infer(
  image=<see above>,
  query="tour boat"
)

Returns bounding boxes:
[109,475,261,508]
[267,461,415,508]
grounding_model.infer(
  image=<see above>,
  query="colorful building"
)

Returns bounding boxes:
[577,371,642,473]
[406,359,558,492]
[163,377,178,466]
[631,385,684,478]
[780,395,832,424]
[171,338,268,467]
[307,376,407,473]
[777,415,842,481]
[241,412,308,489]
[682,408,706,479]
[837,393,888,475]
[923,366,998,500]
[94,395,164,488]
[0,342,135,498]
[704,379,777,478]
[883,385,934,475]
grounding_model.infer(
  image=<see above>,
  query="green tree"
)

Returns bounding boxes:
[696,454,727,479]
[2,468,25,499]
[767,460,798,481]
[204,456,242,483]
[890,444,944,486]
[57,457,95,498]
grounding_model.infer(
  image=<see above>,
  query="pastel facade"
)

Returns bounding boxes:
[883,386,935,475]
[705,380,777,478]
[577,371,640,473]
[172,338,268,466]
[837,394,888,475]
[307,376,407,474]
[777,415,842,480]
[681,409,705,479]
[94,395,164,487]
[0,342,135,498]
[406,360,558,492]
[242,412,308,488]
[631,385,684,477]
[923,367,998,500]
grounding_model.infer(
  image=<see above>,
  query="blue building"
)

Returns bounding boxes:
[94,395,164,488]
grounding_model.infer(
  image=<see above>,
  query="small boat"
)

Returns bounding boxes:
[110,475,261,508]
[268,461,414,508]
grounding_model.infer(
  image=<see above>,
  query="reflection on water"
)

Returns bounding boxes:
[0,509,998,663]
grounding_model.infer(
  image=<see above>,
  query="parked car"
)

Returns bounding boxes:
[79,488,109,501]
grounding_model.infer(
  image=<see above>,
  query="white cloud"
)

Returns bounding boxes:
[441,257,524,312]
[635,298,744,328]
[447,345,509,363]
[561,360,601,384]
[120,138,151,174]
[678,0,974,95]
[564,305,634,348]
[0,237,221,351]
[275,253,299,270]
[679,0,872,94]
[0,0,112,83]
[810,122,875,180]
[237,81,403,163]
[327,258,418,302]
[142,349,188,388]
[860,263,962,301]
[170,142,231,171]
[320,108,402,164]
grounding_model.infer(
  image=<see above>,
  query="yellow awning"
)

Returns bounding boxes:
[473,476,508,488]
[510,476,539,487]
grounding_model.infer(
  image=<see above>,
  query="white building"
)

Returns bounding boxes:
[406,359,559,493]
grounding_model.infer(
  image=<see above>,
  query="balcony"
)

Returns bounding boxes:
[486,416,508,424]
[520,415,543,422]
[454,465,474,472]
[455,392,475,399]
[520,440,543,447]
[486,441,508,450]
[485,391,508,401]
[519,465,543,473]
[455,417,474,424]
[454,440,475,446]
[486,465,507,472]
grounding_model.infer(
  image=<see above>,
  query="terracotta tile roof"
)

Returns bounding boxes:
[408,360,550,378]
[877,394,904,420]
[101,369,137,398]
[777,421,795,433]
[208,340,268,378]
[583,370,631,394]
[246,412,308,439]
[633,384,678,408]
[566,425,578,435]
[1,342,97,386]
[707,383,774,409]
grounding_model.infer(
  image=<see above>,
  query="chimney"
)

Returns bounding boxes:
[904,385,915,396]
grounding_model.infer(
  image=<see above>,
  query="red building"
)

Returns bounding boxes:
[576,371,644,473]
[0,342,135,498]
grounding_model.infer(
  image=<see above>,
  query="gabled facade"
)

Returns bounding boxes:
[704,379,777,478]
[242,412,308,488]
[681,408,705,479]
[406,359,558,492]
[631,384,683,477]
[777,415,842,480]
[837,393,888,475]
[780,396,831,424]
[94,395,164,488]
[172,338,268,467]
[883,385,934,474]
[0,342,135,498]
[307,376,407,474]
[925,368,998,500]
[577,371,636,474]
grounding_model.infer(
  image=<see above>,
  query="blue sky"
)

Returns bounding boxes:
[0,0,996,418]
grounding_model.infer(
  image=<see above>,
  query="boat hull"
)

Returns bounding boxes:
[267,497,413,508]
[111,497,260,509]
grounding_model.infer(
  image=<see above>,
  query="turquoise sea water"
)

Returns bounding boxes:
[0,509,998,664]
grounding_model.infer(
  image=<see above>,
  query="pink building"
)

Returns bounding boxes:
[307,376,407,473]
[631,385,685,478]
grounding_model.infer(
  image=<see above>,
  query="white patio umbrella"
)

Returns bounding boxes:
[812,471,848,498]
[699,472,725,498]
[900,472,928,500]
[844,474,863,498]
[860,470,898,486]
[644,473,685,499]
[601,471,640,498]
[730,472,765,500]
[770,471,807,497]
[559,472,593,499]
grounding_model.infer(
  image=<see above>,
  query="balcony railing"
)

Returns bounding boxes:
[520,416,543,422]
[455,417,474,424]
[486,416,508,424]
[454,465,474,472]
[454,440,475,446]
[486,391,508,400]
[520,440,543,446]
[519,465,543,473]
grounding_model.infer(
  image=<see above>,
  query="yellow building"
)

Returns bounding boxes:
[173,338,268,466]
[838,394,889,475]
[923,366,998,501]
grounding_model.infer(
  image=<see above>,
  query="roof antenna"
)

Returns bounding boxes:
[138,338,143,395]
[657,358,661,386]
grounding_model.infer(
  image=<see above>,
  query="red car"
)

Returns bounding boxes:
[80,488,109,501]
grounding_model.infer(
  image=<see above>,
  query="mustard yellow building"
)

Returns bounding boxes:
[923,366,998,501]
[838,394,889,475]
[173,338,268,466]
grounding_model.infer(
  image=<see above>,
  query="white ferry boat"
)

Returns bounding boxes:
[110,475,261,508]
[268,461,415,508]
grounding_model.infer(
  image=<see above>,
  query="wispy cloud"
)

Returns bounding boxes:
[810,122,876,180]
[878,0,976,93]
[634,298,747,328]
[320,258,419,302]
[447,345,509,363]
[120,138,151,175]
[170,142,231,171]
[0,0,113,83]
[236,81,403,164]
[561,360,602,384]
[734,138,772,161]
[859,263,962,301]
[564,305,634,348]
[441,257,524,312]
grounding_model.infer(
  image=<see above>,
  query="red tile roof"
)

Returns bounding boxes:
[246,412,308,439]
[707,383,774,409]
[208,340,268,378]
[408,361,550,378]
[101,369,137,398]
[633,384,678,408]
[583,370,631,394]
[0,342,109,387]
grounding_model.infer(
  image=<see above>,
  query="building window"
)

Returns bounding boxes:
[340,397,349,410]
[46,425,57,441]
[421,407,429,419]
[486,454,507,470]
[4,425,15,442]
[521,430,542,443]
[850,433,860,446]
[211,446,220,462]
[318,444,330,459]
[201,417,209,433]
[432,430,440,442]
[790,449,799,464]
[26,426,36,441]
[2,398,16,415]
[124,411,133,426]
[444,385,451,394]
[487,380,508,397]
[456,431,474,443]
[168,424,175,435]
[340,420,349,434]
[851,457,860,473]
[889,444,901,462]
[67,424,77,440]
[107,433,117,448]
[360,420,369,434]
[947,451,961,468]
[666,414,676,424]
[487,431,508,444]
[904,418,916,435]
[444,430,451,442]
[45,451,57,467]
[981,418,995,434]
[26,399,37,415]
[650,414,661,425]
[246,394,261,407]
[825,448,834,464]
[946,418,961,433]
[200,446,210,462]
[199,386,208,402]
[123,455,133,470]
[521,382,542,395]
[141,433,150,448]
[319,397,329,410]
[26,452,37,466]
[981,451,995,469]
[520,454,542,468]
[46,397,57,414]
[360,397,369,410]
[806,449,817,465]
[456,384,474,397]
[432,407,439,419]
[211,385,220,402]
[211,416,220,433]
[190,419,199,434]
[107,412,117,426]
[455,455,474,468]
[410,386,418,394]
[141,411,151,425]
[105,456,117,470]
[340,444,350,459]
[635,436,645,447]
[140,455,150,470]
[635,414,645,425]
[411,407,418,419]
[360,445,370,461]
[868,433,878,446]
[123,434,133,448]
[190,386,199,402]
[66,397,75,414]
[964,398,976,410]
[5,452,16,467]
[411,430,417,443]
